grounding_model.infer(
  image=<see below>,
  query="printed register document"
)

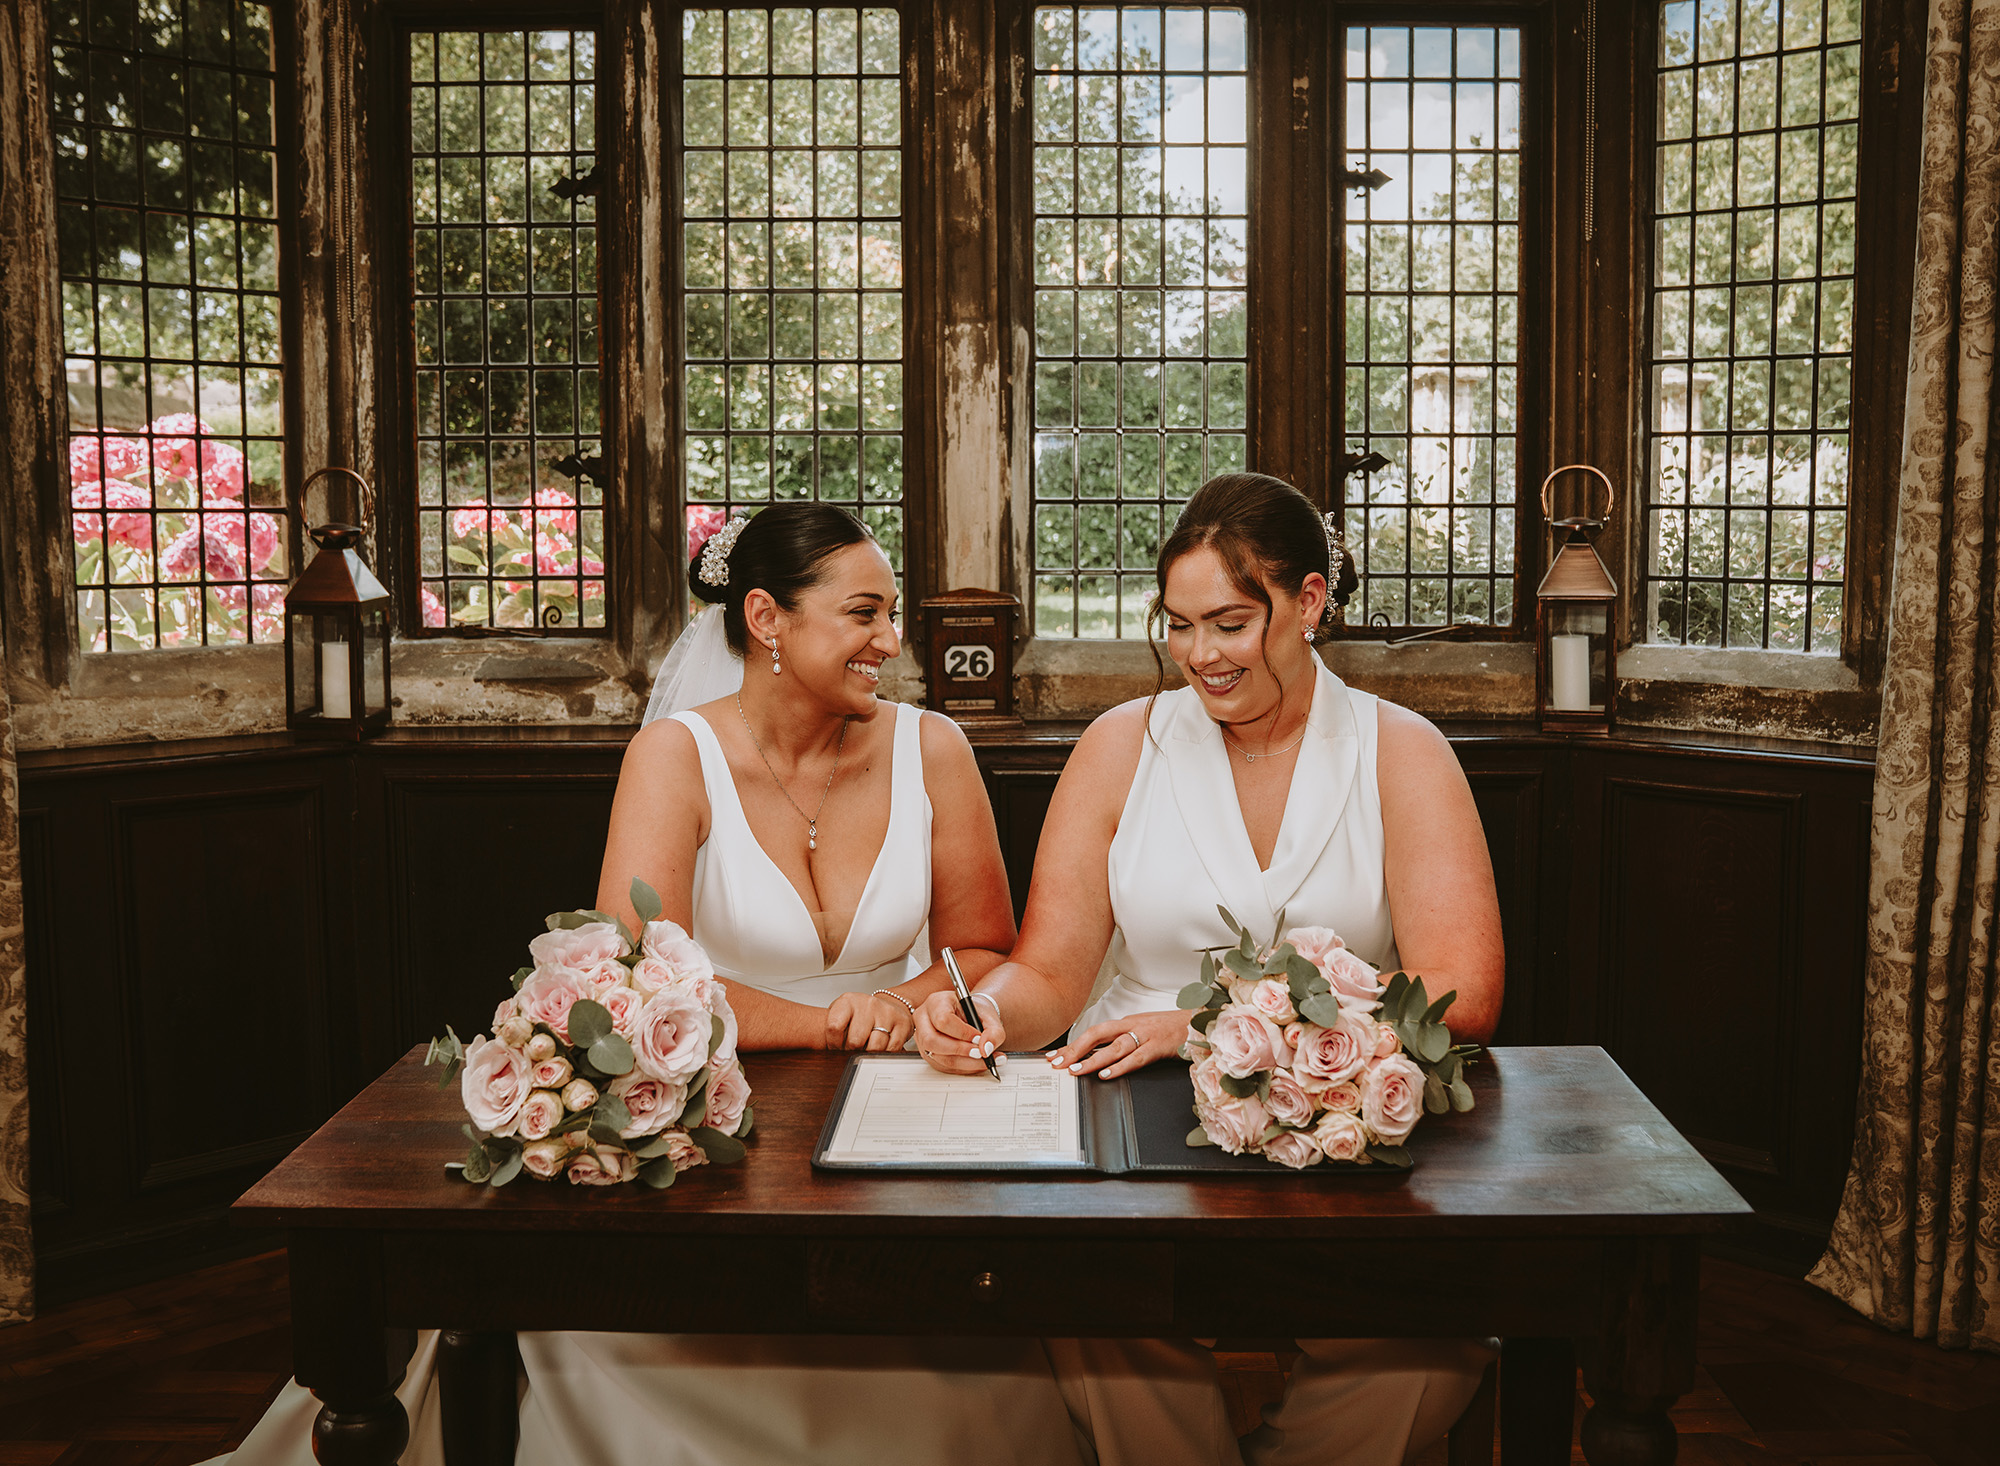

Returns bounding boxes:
[816,1055,1085,1167]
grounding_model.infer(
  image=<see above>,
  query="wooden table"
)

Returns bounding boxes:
[234,1045,1749,1466]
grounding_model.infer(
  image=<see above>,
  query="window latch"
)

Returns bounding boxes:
[551,452,606,486]
[550,166,602,201]
[1341,166,1393,193]
[1339,450,1390,478]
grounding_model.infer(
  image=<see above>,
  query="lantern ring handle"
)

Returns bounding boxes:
[1539,463,1615,523]
[299,466,377,532]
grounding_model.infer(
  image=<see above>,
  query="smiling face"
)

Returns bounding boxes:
[757,539,901,715]
[1160,543,1325,727]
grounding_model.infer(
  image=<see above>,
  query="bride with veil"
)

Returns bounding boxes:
[218,503,1106,1466]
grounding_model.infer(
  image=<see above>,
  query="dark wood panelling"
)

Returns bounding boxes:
[374,774,619,1054]
[20,723,1872,1289]
[114,787,333,1191]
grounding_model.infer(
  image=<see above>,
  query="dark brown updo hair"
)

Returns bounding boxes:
[1152,473,1337,639]
[689,503,876,654]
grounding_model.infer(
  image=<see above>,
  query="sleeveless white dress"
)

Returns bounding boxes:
[216,701,1091,1466]
[1053,663,1493,1466]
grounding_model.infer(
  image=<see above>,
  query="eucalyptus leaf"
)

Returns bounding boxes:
[595,1092,632,1135]
[1364,1144,1412,1169]
[1222,949,1258,981]
[1410,1022,1449,1064]
[589,1033,635,1076]
[1299,993,1343,1028]
[1258,1122,1285,1144]
[1176,981,1215,1009]
[1190,1007,1220,1035]
[587,1120,625,1147]
[682,1074,711,1129]
[548,911,592,932]
[1185,1124,1216,1148]
[1406,976,1432,1016]
[550,1110,592,1137]
[462,1143,492,1183]
[1381,972,1411,1016]
[637,1155,678,1188]
[1423,990,1458,1024]
[485,1133,522,1156]
[1449,1077,1475,1112]
[461,1123,482,1143]
[1261,946,1292,976]
[630,1135,673,1160]
[1423,1069,1448,1114]
[567,1000,613,1048]
[630,877,663,926]
[511,966,533,992]
[1236,928,1256,959]
[708,1013,727,1056]
[486,1148,525,1186]
[1216,904,1241,933]
[425,1026,465,1088]
[1200,952,1216,986]
[690,1126,747,1164]
[1271,906,1287,942]
[1254,1073,1272,1102]
[738,1105,754,1138]
[1219,1071,1260,1099]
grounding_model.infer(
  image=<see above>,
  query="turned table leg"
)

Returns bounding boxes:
[439,1329,521,1466]
[1500,1337,1577,1466]
[1578,1238,1699,1466]
[290,1232,414,1466]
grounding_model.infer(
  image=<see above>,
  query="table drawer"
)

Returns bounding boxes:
[808,1238,1175,1333]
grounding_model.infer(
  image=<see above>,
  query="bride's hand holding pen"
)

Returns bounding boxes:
[915,988,1004,1075]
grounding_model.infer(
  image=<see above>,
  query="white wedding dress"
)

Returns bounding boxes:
[1053,662,1493,1466]
[219,699,1093,1466]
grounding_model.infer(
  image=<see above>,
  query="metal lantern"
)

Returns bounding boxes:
[1534,464,1618,735]
[285,468,390,741]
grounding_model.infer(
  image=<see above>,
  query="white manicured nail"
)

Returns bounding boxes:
[969,1047,981,1058]
[1068,1063,1082,1073]
[982,1042,994,1056]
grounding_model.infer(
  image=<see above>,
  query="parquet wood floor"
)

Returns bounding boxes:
[0,1251,1991,1465]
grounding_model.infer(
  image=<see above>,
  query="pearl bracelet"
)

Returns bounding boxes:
[871,987,917,1019]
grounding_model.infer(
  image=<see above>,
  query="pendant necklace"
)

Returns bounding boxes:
[1219,720,1309,764]
[737,693,848,851]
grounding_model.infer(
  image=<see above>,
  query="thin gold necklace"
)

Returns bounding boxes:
[1219,718,1309,764]
[736,694,847,851]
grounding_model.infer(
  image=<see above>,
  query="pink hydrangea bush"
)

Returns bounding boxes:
[1178,908,1478,1170]
[425,879,751,1189]
[430,488,605,629]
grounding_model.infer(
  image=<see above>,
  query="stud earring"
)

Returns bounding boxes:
[770,639,781,674]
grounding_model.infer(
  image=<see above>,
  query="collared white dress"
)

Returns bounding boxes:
[1052,662,1493,1466]
[217,700,1093,1466]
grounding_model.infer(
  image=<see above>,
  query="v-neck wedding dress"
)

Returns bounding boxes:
[217,700,1091,1466]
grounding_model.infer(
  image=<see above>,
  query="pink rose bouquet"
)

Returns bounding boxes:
[1179,907,1477,1170]
[424,879,751,1189]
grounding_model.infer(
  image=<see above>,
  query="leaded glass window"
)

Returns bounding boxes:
[1646,0,1859,650]
[680,7,906,596]
[1030,5,1248,638]
[409,28,606,633]
[1341,24,1524,632]
[53,0,289,651]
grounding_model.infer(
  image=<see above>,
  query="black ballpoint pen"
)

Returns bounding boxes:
[940,946,1001,1082]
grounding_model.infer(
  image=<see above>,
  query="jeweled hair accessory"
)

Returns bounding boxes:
[1321,511,1342,572]
[696,513,750,587]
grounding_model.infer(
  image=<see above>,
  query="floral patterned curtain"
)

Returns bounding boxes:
[0,658,26,1323]
[1808,0,2000,1353]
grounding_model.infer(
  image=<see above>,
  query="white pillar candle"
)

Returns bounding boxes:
[1549,633,1591,711]
[321,641,352,719]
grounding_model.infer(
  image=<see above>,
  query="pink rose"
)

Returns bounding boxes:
[1292,1010,1374,1085]
[1249,978,1297,1025]
[521,1137,572,1178]
[1373,1023,1401,1059]
[567,1146,638,1186]
[610,1073,688,1139]
[515,1089,564,1142]
[1313,1110,1370,1162]
[579,958,630,995]
[1306,1077,1363,1114]
[531,1057,573,1090]
[1196,1091,1270,1154]
[1264,1069,1315,1129]
[1361,1053,1426,1144]
[493,996,519,1029]
[1287,926,1385,1007]
[497,1015,534,1049]
[1206,1006,1287,1079]
[697,976,739,1062]
[1189,1053,1228,1107]
[561,1077,599,1112]
[640,920,716,984]
[662,1128,707,1171]
[627,956,680,995]
[516,968,591,1042]
[460,1036,532,1137]
[526,1032,558,1063]
[529,922,629,974]
[705,1057,751,1136]
[598,983,644,1038]
[1262,1129,1324,1169]
[631,985,713,1084]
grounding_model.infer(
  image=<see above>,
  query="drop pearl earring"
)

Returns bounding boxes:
[771,640,781,674]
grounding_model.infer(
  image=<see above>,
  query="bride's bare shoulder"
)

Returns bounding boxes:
[621,714,704,782]
[1064,695,1153,788]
